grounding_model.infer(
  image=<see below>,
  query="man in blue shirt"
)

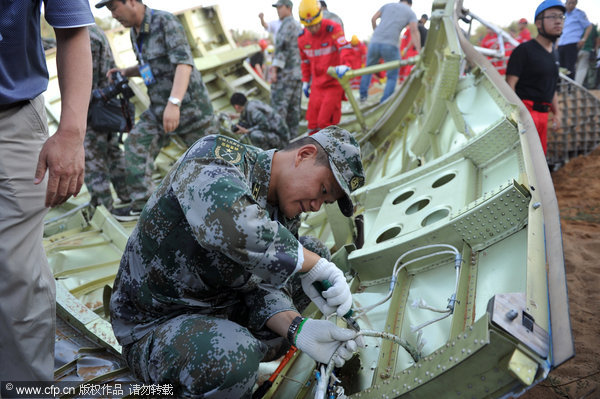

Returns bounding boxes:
[0,0,94,381]
[359,0,420,104]
[557,0,593,79]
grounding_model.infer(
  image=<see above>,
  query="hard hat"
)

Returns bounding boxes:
[519,18,528,24]
[299,0,322,26]
[534,0,566,21]
[351,35,360,46]
[258,39,268,51]
[266,44,275,53]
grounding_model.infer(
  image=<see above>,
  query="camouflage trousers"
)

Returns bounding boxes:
[270,78,302,139]
[84,128,130,210]
[244,129,284,151]
[123,236,330,398]
[124,111,214,203]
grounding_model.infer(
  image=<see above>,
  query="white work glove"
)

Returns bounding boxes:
[295,319,364,367]
[334,65,350,78]
[302,81,311,98]
[300,258,352,317]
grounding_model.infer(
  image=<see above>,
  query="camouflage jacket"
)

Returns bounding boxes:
[88,25,116,92]
[272,15,302,81]
[130,7,213,134]
[111,135,303,346]
[323,10,344,30]
[240,100,290,144]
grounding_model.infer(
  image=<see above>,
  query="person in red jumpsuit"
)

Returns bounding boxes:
[298,0,352,133]
[399,27,419,81]
[516,18,532,43]
[480,28,512,75]
[348,35,367,88]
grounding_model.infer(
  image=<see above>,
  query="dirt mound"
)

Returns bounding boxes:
[523,148,600,399]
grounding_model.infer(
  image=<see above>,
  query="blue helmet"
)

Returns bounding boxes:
[534,0,566,21]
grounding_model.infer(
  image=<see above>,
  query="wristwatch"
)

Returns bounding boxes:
[168,96,181,107]
[287,316,304,344]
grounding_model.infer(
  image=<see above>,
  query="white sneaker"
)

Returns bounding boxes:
[111,206,141,222]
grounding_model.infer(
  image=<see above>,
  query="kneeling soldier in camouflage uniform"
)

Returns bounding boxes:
[230,92,290,150]
[110,126,366,397]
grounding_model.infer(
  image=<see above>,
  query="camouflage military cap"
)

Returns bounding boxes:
[311,126,365,217]
[273,0,293,7]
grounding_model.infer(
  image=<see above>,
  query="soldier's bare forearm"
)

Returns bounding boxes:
[266,310,301,338]
[300,247,321,273]
[171,64,192,101]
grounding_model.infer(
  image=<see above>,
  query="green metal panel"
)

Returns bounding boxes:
[474,230,528,322]
[39,0,574,394]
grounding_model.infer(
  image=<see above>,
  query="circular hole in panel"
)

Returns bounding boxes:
[421,208,450,227]
[406,198,430,215]
[376,226,402,243]
[432,173,456,188]
[393,190,414,205]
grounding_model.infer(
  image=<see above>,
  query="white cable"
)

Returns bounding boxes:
[316,245,463,398]
[313,329,421,399]
[314,364,329,399]
[410,311,452,333]
[355,250,454,315]
[354,245,460,316]
[409,253,462,332]
[412,298,449,313]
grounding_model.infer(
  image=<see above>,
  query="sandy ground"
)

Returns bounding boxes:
[522,148,600,399]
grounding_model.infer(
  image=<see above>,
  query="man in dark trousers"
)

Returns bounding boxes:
[557,0,592,80]
[418,14,428,48]
[506,0,565,155]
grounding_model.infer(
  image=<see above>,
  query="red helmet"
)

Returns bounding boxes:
[258,39,268,51]
[519,18,528,24]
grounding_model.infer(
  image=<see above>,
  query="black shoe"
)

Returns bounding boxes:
[111,205,141,222]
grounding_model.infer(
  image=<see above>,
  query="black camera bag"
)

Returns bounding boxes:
[89,97,135,133]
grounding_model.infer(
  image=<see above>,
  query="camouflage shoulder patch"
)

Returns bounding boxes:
[214,135,246,165]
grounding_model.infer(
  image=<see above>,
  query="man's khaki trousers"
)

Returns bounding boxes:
[0,95,55,381]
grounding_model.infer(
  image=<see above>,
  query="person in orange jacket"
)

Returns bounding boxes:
[298,0,352,133]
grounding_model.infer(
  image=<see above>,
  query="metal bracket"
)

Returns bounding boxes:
[487,292,549,358]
